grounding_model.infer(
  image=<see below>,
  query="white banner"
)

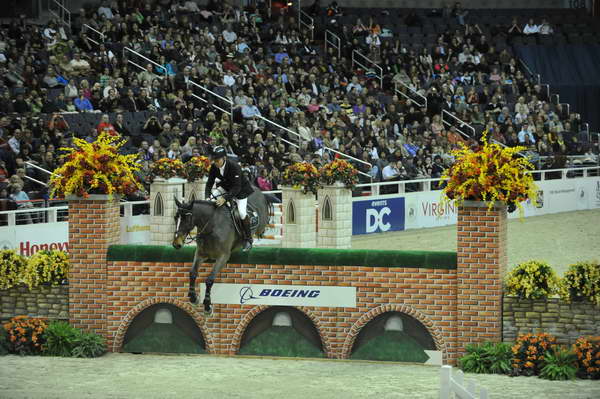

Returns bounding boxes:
[0,222,69,256]
[120,215,151,244]
[199,283,356,307]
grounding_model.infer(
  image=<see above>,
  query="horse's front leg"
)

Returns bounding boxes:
[203,254,229,316]
[188,247,204,305]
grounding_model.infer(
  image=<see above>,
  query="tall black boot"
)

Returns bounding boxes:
[242,216,253,251]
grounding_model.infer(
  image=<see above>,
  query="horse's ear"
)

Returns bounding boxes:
[174,196,182,209]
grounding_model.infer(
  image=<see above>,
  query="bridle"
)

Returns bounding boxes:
[175,207,213,245]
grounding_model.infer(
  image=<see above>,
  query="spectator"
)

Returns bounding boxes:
[523,18,539,35]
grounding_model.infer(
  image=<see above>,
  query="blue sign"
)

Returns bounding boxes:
[352,197,405,235]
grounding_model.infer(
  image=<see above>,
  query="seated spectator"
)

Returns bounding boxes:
[518,123,536,144]
[74,90,93,112]
[523,18,539,35]
[538,18,554,35]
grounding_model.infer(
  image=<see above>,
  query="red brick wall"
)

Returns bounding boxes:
[456,202,507,353]
[68,198,507,365]
[68,197,120,336]
[105,262,457,362]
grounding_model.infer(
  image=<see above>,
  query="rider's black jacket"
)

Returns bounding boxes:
[204,158,254,201]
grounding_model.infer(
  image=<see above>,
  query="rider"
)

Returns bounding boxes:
[205,146,255,251]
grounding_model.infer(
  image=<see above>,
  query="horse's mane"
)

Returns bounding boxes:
[191,200,215,208]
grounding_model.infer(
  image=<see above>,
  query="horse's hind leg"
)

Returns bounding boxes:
[203,254,229,315]
[188,248,204,304]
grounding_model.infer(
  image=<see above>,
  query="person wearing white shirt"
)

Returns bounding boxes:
[222,26,237,44]
[223,72,235,87]
[382,160,401,181]
[98,3,114,19]
[241,99,261,118]
[365,33,381,48]
[346,76,362,93]
[184,1,200,12]
[538,19,554,35]
[523,19,539,35]
[518,124,536,144]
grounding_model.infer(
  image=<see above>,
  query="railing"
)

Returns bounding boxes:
[83,24,105,45]
[324,30,341,59]
[394,82,427,109]
[49,0,71,28]
[122,47,168,79]
[440,365,488,399]
[351,50,383,88]
[441,109,476,139]
[25,162,58,178]
[299,10,315,41]
[188,80,234,116]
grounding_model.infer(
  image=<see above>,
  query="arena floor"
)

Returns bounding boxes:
[1,353,599,399]
[352,208,600,276]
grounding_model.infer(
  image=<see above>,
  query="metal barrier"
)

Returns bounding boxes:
[188,79,234,116]
[83,24,105,45]
[122,47,168,78]
[442,109,476,139]
[49,0,71,28]
[351,50,383,88]
[324,30,341,59]
[299,10,315,41]
[394,81,427,109]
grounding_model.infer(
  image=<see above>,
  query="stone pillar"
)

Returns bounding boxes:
[184,177,207,202]
[281,186,316,248]
[455,200,507,363]
[150,177,186,245]
[317,184,352,249]
[67,195,120,338]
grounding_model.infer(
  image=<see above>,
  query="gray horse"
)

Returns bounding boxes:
[172,188,272,315]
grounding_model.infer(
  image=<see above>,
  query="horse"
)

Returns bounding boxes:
[172,188,272,315]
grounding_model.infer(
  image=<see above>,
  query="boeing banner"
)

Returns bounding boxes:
[352,197,405,235]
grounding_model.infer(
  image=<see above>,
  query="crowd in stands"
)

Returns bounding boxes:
[0,0,598,221]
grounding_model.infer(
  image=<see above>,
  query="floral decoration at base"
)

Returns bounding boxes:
[319,159,359,190]
[22,250,69,289]
[3,316,48,355]
[442,131,538,214]
[505,260,559,299]
[559,261,600,306]
[50,132,142,198]
[511,332,558,376]
[149,158,185,182]
[184,156,211,182]
[281,162,321,195]
[573,336,600,379]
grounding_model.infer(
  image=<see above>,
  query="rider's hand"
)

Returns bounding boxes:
[216,197,226,207]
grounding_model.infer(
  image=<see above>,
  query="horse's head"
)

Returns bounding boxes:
[172,197,194,249]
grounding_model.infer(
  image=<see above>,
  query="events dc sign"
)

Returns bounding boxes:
[352,197,405,235]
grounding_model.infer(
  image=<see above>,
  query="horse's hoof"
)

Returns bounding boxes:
[203,299,212,316]
[204,307,213,317]
[188,292,198,304]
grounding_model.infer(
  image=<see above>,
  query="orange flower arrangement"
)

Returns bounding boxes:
[511,332,557,376]
[281,162,321,195]
[3,315,47,355]
[573,336,600,379]
[184,156,211,182]
[50,132,142,198]
[442,131,538,213]
[149,158,185,182]
[319,159,359,190]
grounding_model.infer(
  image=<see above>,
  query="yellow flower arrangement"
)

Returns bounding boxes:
[50,132,142,198]
[184,156,211,182]
[442,131,538,213]
[0,250,27,290]
[281,162,321,195]
[505,260,559,300]
[559,261,600,306]
[21,250,69,289]
[149,158,185,182]
[319,159,359,190]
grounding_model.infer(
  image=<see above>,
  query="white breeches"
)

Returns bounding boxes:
[212,187,247,219]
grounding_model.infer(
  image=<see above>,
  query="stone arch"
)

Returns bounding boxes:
[341,304,448,361]
[286,199,296,224]
[112,297,214,353]
[229,305,332,357]
[322,196,333,221]
[153,192,164,216]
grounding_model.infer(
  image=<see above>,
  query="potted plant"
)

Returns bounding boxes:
[49,132,142,199]
[281,162,321,195]
[319,159,359,190]
[149,158,185,183]
[184,156,211,182]
[441,131,538,213]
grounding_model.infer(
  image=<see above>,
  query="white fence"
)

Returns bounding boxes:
[440,365,488,399]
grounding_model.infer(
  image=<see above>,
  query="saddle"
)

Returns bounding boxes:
[228,199,259,238]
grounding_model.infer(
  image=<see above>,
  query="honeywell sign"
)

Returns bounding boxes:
[0,222,69,256]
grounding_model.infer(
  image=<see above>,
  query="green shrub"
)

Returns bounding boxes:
[505,260,559,299]
[42,321,79,357]
[72,331,107,358]
[559,261,600,306]
[0,328,9,355]
[458,342,512,374]
[540,347,578,381]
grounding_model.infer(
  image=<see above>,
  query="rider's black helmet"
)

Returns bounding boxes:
[210,146,227,159]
